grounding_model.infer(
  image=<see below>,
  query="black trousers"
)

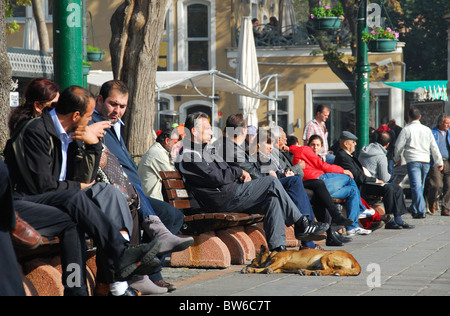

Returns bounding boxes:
[361,183,407,217]
[0,229,26,296]
[15,190,129,295]
[304,179,341,224]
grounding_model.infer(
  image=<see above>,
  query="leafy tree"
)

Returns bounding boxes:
[389,0,449,80]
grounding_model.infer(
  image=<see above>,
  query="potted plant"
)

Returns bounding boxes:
[362,27,399,52]
[86,45,105,62]
[82,60,92,76]
[310,3,344,30]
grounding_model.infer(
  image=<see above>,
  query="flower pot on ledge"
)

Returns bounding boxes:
[312,17,343,31]
[368,39,398,53]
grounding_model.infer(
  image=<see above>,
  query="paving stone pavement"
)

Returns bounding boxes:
[161,206,450,297]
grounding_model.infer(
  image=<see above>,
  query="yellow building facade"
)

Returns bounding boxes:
[7,0,405,144]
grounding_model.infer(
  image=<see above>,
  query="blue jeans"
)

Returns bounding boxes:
[406,162,430,215]
[318,173,361,230]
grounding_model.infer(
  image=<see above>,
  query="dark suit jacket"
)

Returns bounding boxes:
[0,160,15,230]
[4,109,102,195]
[334,148,377,187]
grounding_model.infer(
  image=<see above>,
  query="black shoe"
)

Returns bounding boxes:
[385,220,403,229]
[115,238,162,281]
[399,222,415,229]
[331,214,353,227]
[108,287,141,296]
[334,231,352,243]
[326,232,344,247]
[294,216,329,241]
[412,212,426,219]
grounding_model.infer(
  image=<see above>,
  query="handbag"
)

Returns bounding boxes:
[96,145,140,211]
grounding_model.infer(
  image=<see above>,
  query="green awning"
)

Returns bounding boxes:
[385,81,447,92]
[385,81,448,101]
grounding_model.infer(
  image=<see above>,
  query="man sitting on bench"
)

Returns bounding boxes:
[337,131,414,230]
[175,112,329,253]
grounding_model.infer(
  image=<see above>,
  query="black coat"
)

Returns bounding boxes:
[0,160,15,230]
[4,109,102,195]
[175,141,243,210]
[334,148,377,187]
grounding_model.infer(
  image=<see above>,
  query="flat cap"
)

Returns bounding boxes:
[340,131,358,141]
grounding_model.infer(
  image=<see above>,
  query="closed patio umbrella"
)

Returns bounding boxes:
[23,17,40,51]
[237,16,261,127]
[279,0,297,36]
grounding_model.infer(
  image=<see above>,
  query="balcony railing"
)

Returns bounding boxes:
[237,22,352,48]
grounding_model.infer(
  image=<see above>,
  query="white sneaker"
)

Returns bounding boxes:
[347,227,372,236]
[359,208,376,219]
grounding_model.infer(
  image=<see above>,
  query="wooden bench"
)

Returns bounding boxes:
[160,171,265,235]
[160,171,268,267]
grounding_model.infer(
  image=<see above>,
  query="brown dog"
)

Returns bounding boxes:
[242,246,361,276]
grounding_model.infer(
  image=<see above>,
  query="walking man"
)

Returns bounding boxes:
[394,108,443,218]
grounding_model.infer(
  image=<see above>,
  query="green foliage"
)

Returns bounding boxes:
[310,3,344,19]
[387,0,449,81]
[86,45,105,53]
[5,0,33,35]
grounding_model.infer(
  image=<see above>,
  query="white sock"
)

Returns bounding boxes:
[109,281,129,296]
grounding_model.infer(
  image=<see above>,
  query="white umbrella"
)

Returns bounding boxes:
[23,17,40,51]
[237,16,260,127]
[279,0,297,36]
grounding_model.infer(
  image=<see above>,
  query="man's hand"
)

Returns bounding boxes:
[438,165,444,172]
[80,180,96,190]
[343,170,354,179]
[240,170,252,183]
[284,169,294,177]
[72,121,111,145]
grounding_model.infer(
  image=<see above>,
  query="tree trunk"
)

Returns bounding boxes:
[110,0,170,162]
[308,0,358,99]
[0,0,12,151]
[31,0,50,52]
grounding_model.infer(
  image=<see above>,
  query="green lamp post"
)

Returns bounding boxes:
[355,0,372,152]
[53,0,83,90]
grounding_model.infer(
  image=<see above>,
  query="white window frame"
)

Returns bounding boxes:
[305,82,404,128]
[177,0,216,71]
[8,1,53,23]
[268,90,294,134]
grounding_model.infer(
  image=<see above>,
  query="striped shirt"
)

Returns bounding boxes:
[303,119,329,158]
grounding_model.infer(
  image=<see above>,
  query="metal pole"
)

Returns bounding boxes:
[53,0,83,90]
[355,0,371,152]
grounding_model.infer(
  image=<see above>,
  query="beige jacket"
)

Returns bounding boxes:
[138,142,175,201]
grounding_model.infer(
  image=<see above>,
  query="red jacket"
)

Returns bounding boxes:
[289,145,345,181]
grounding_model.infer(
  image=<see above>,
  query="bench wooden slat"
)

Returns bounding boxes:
[163,179,185,190]
[170,199,192,210]
[166,189,189,200]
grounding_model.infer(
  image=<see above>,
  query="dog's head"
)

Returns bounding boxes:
[249,245,271,268]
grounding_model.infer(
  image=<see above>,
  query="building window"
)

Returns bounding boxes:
[178,0,215,71]
[312,92,390,150]
[8,0,53,22]
[268,91,294,134]
[159,20,169,71]
[155,95,178,131]
[187,3,209,71]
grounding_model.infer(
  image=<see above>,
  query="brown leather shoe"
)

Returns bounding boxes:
[10,212,42,250]
[442,210,450,217]
[154,280,177,292]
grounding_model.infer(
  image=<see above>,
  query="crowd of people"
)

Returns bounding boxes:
[2,79,449,296]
